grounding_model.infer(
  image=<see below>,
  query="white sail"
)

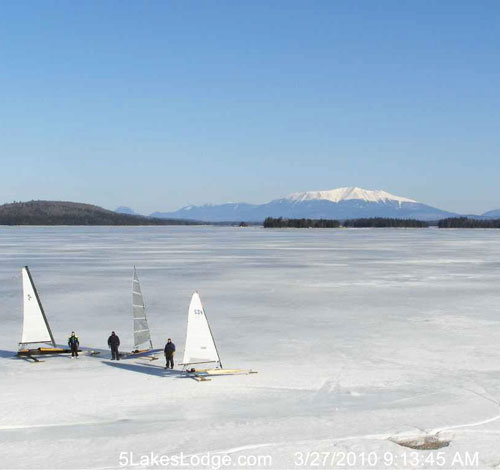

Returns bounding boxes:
[20,267,55,346]
[182,292,221,367]
[132,267,153,351]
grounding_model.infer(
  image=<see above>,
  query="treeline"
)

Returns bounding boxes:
[438,217,500,228]
[264,216,500,229]
[263,217,427,228]
[343,218,429,228]
[0,201,200,226]
[263,217,340,228]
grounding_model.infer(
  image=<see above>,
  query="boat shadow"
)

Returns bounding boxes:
[102,360,188,379]
[0,347,161,362]
[0,349,16,359]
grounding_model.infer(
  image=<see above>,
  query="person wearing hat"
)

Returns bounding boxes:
[68,331,79,358]
[108,331,121,360]
[164,338,176,369]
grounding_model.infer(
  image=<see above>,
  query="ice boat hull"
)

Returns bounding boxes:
[17,347,76,356]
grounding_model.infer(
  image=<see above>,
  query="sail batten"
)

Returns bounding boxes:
[132,267,153,351]
[182,292,221,367]
[20,267,56,347]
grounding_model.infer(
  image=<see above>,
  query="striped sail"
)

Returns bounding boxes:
[132,267,153,351]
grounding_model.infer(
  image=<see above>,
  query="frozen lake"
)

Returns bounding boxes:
[1,226,500,469]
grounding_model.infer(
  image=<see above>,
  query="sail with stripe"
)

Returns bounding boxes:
[132,267,153,351]
[20,266,56,347]
[182,292,222,367]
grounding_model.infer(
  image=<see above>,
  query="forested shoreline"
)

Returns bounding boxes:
[438,217,500,228]
[263,217,341,228]
[264,216,500,229]
[0,201,199,226]
[343,218,428,228]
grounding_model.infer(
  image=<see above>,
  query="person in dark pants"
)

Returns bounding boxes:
[164,338,175,369]
[68,331,79,358]
[108,331,120,360]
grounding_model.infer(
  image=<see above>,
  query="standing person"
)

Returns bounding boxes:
[68,331,79,358]
[108,331,120,360]
[164,338,175,369]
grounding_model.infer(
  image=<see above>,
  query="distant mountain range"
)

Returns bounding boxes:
[1,189,498,226]
[144,187,477,222]
[483,208,500,218]
[0,201,198,226]
[115,206,137,215]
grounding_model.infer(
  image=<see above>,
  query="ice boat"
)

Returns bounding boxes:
[181,292,256,381]
[17,266,71,357]
[123,267,157,359]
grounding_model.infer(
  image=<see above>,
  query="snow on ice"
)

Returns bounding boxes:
[1,226,500,469]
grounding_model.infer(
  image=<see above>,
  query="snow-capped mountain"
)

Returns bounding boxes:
[286,187,417,204]
[152,187,458,222]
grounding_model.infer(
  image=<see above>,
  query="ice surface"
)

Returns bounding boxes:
[1,226,500,469]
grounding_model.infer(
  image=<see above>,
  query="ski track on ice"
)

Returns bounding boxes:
[433,413,500,435]
[212,413,500,456]
[210,433,396,456]
[0,418,131,431]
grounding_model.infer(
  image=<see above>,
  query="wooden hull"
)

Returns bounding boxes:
[119,350,159,361]
[120,349,152,357]
[18,347,75,356]
[187,368,257,381]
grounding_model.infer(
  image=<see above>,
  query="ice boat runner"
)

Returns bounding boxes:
[129,267,155,357]
[181,292,256,381]
[17,266,71,357]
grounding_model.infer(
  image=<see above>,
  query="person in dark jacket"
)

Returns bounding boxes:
[68,331,79,358]
[164,338,175,369]
[108,331,120,360]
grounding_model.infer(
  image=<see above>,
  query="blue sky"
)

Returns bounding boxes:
[1,1,499,214]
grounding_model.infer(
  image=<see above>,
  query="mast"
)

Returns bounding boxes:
[201,293,223,368]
